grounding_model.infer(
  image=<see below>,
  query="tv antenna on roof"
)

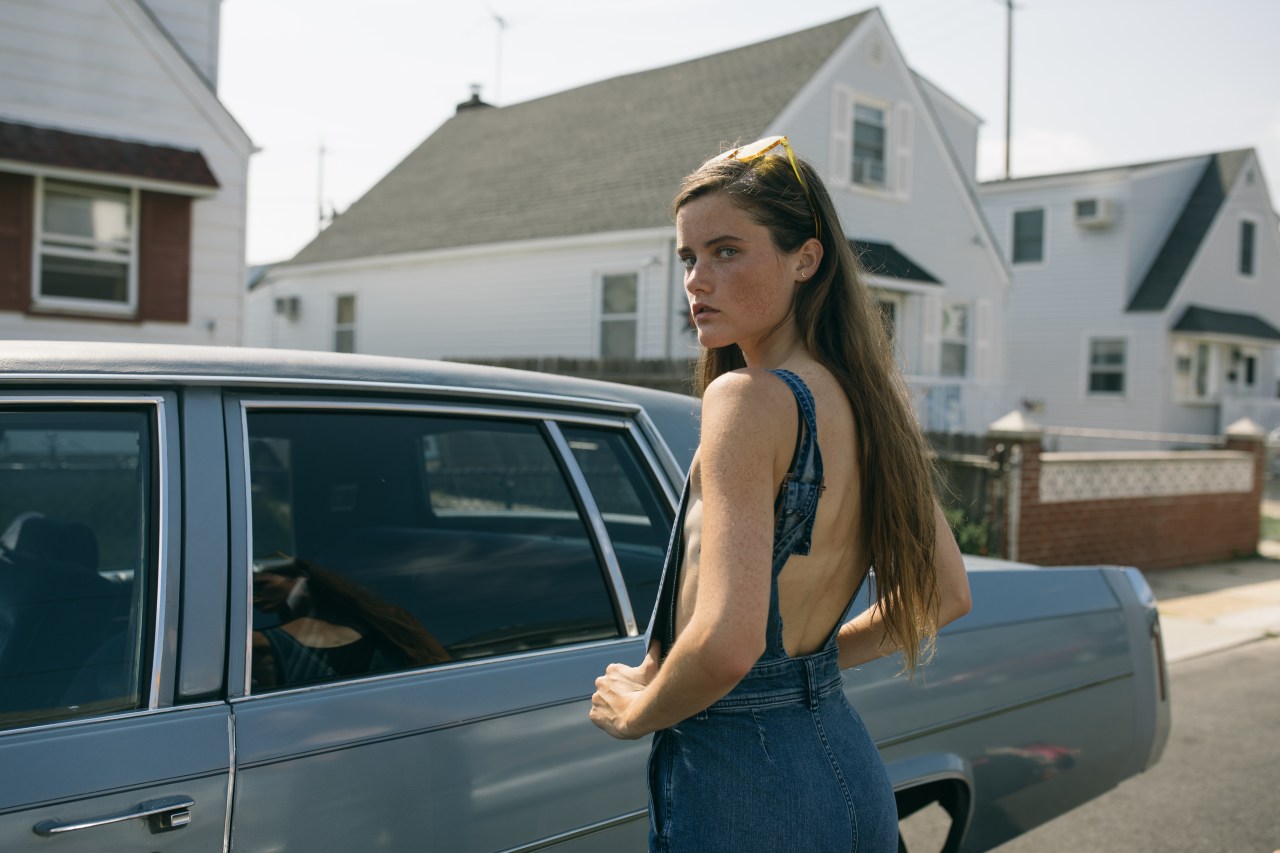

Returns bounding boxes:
[488,6,507,104]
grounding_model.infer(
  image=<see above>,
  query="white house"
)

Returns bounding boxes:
[979,149,1280,441]
[247,10,1011,433]
[0,0,253,345]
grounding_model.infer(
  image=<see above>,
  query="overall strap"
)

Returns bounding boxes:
[761,369,826,660]
[767,369,824,563]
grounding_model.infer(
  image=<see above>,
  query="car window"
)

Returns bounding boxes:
[0,408,153,730]
[561,426,672,631]
[246,410,623,692]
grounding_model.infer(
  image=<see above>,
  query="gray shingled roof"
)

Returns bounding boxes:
[1172,304,1280,341]
[287,12,871,267]
[1127,149,1253,312]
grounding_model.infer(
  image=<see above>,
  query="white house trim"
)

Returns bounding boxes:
[0,157,220,198]
[108,0,252,155]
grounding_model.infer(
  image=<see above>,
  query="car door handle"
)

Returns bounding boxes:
[32,795,195,837]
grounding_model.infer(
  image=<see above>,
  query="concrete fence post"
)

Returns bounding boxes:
[987,411,1043,563]
[1225,417,1266,548]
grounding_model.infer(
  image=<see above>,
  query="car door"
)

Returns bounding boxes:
[0,391,231,851]
[224,392,677,852]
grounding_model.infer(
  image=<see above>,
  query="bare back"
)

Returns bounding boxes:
[674,363,866,658]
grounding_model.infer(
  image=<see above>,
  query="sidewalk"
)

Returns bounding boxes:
[1144,545,1280,664]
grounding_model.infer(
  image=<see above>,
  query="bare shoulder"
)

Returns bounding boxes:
[700,368,798,451]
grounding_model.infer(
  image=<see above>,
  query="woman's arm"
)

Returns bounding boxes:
[836,501,972,669]
[590,370,792,739]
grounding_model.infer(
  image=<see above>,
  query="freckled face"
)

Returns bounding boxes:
[677,193,799,353]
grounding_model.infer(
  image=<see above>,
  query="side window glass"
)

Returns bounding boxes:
[561,426,673,631]
[246,411,621,692]
[0,408,152,730]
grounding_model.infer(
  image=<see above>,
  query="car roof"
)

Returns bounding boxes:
[0,341,702,468]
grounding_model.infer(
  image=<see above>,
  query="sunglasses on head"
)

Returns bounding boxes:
[712,136,822,241]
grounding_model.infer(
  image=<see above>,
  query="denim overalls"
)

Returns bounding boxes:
[648,369,898,852]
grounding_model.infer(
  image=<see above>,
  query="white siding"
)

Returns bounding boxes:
[773,10,1009,391]
[0,0,252,345]
[246,234,685,360]
[139,0,222,86]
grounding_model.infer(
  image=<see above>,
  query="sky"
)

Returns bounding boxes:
[218,0,1280,267]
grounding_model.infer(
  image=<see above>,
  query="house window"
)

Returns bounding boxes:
[940,303,968,377]
[1087,338,1126,395]
[334,295,356,353]
[1012,208,1044,264]
[600,273,638,359]
[1175,340,1217,401]
[852,105,887,187]
[1240,220,1256,276]
[35,179,137,312]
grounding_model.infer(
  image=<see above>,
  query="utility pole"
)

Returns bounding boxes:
[1002,0,1016,179]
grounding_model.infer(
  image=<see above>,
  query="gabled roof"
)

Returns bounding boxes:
[1127,149,1252,312]
[287,12,872,267]
[1172,304,1280,342]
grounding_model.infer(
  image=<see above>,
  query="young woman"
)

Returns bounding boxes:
[589,137,972,851]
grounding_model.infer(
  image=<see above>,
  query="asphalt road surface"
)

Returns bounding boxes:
[988,637,1280,853]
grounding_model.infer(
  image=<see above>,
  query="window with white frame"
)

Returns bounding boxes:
[1087,338,1126,395]
[1012,208,1044,264]
[1227,346,1259,394]
[1240,220,1256,276]
[35,179,137,312]
[600,273,638,359]
[875,297,898,345]
[852,104,887,188]
[939,302,968,377]
[1174,340,1218,401]
[830,88,912,196]
[334,294,356,353]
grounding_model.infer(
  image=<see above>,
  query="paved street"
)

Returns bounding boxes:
[990,637,1280,853]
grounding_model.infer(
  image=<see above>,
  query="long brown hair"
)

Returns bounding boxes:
[674,147,941,673]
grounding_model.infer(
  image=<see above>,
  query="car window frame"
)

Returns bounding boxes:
[0,391,178,732]
[225,392,680,700]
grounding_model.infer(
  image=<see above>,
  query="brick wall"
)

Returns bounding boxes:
[992,425,1264,570]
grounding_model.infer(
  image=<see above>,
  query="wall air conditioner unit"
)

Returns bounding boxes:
[274,296,301,321]
[1073,197,1115,229]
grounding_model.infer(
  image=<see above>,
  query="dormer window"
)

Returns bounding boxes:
[830,87,913,199]
[853,105,887,187]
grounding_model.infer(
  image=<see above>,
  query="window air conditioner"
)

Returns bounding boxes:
[274,296,301,321]
[1073,197,1115,229]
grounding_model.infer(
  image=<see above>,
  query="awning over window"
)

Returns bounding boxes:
[850,240,941,284]
[1172,304,1280,341]
[0,120,218,189]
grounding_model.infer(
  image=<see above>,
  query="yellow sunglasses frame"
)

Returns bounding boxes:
[712,136,822,241]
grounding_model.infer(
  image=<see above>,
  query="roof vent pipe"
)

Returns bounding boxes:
[456,84,494,114]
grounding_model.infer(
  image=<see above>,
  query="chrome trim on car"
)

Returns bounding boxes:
[150,399,170,709]
[624,420,679,509]
[223,712,236,853]
[237,401,256,699]
[237,397,639,427]
[0,701,226,737]
[0,394,170,714]
[32,794,196,836]
[545,420,638,637]
[494,808,649,853]
[633,407,687,488]
[230,635,644,703]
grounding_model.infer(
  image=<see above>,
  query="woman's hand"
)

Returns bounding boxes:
[589,642,661,739]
